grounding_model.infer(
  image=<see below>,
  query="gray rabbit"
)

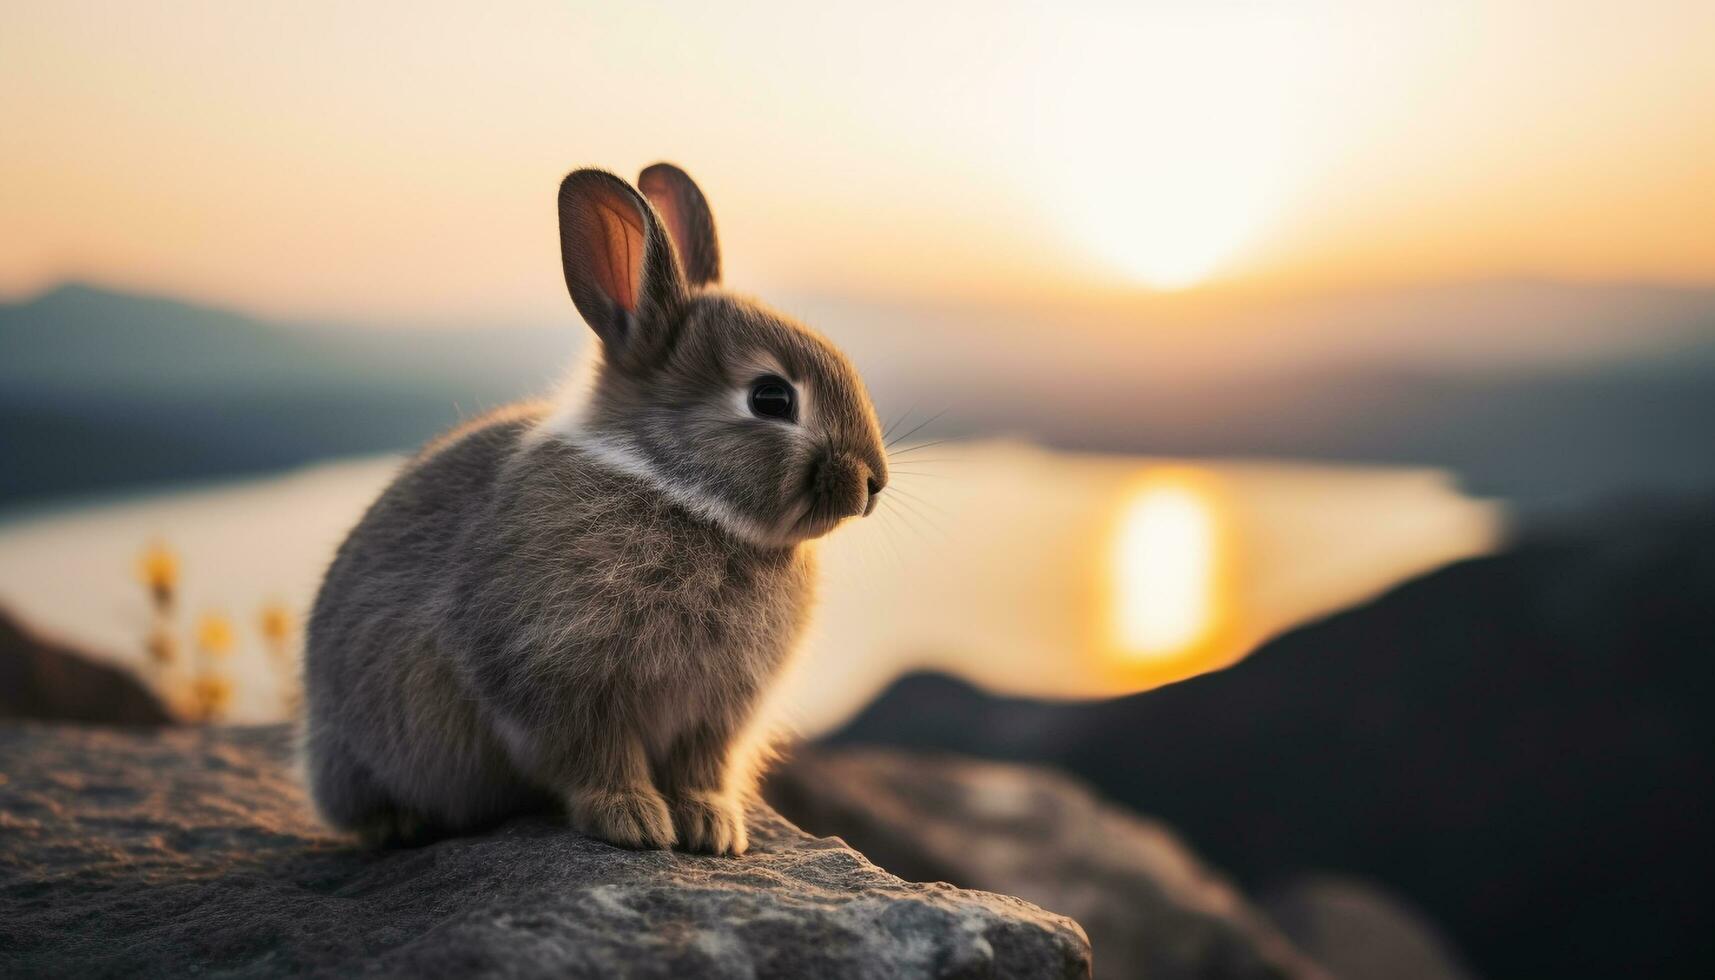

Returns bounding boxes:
[302,164,887,854]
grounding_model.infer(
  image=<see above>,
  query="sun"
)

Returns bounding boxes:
[1027,8,1307,290]
[1081,169,1277,291]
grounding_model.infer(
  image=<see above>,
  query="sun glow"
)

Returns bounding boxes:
[1113,472,1226,660]
[1028,9,1310,290]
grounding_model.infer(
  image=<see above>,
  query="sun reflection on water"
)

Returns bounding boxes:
[1111,469,1230,665]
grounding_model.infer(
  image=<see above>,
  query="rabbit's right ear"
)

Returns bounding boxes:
[639,163,720,287]
[557,169,687,371]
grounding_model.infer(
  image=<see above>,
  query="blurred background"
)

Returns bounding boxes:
[3,2,1712,977]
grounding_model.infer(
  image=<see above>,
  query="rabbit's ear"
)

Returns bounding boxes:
[638,162,721,287]
[557,169,687,369]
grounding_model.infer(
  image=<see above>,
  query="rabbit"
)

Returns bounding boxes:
[301,163,888,855]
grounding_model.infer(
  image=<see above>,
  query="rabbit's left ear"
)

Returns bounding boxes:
[639,163,721,287]
[557,168,687,371]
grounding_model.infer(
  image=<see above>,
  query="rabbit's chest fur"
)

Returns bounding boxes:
[430,414,814,742]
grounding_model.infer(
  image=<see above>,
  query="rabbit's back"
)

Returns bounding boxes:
[308,402,548,689]
[302,403,555,831]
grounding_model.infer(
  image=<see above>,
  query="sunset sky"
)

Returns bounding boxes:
[3,0,1713,324]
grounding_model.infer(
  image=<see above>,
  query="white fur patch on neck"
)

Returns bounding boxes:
[565,433,785,547]
[529,386,783,547]
[525,347,802,549]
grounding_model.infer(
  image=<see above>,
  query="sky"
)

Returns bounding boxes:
[3,0,1713,324]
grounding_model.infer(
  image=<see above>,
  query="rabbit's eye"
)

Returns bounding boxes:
[749,375,797,422]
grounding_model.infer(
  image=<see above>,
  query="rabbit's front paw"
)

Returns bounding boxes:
[569,787,676,850]
[672,791,749,856]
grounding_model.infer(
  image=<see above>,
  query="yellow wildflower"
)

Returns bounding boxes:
[191,673,233,722]
[196,613,237,659]
[259,603,293,643]
[137,542,179,609]
[146,631,178,667]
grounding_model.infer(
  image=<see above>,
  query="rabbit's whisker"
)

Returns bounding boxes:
[881,497,942,550]
[887,493,944,530]
[880,406,915,445]
[885,409,946,450]
[888,439,954,459]
[885,485,952,518]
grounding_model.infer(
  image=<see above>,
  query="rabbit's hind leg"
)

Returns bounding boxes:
[353,804,443,848]
[306,739,441,847]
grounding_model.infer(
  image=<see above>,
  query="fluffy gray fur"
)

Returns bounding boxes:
[302,164,886,854]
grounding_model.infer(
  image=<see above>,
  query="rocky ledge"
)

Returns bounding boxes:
[0,724,1089,979]
[766,747,1472,980]
[767,747,1322,980]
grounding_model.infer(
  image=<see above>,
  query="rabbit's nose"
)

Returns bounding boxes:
[811,454,872,520]
[864,475,883,517]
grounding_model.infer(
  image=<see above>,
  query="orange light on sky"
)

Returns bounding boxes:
[2,1,1713,321]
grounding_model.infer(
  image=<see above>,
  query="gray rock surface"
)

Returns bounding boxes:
[765,748,1325,980]
[1263,876,1474,980]
[0,724,1089,979]
[0,607,172,725]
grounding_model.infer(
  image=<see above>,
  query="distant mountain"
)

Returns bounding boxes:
[1013,356,1715,510]
[823,498,1715,978]
[0,284,573,510]
[4,279,1715,513]
[831,281,1715,511]
[0,283,578,398]
[0,284,335,396]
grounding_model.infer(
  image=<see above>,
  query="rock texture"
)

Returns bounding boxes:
[0,607,171,725]
[1263,876,1473,980]
[825,502,1715,978]
[767,748,1325,980]
[0,724,1089,979]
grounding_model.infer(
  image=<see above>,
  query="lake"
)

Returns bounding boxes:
[0,441,1499,733]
